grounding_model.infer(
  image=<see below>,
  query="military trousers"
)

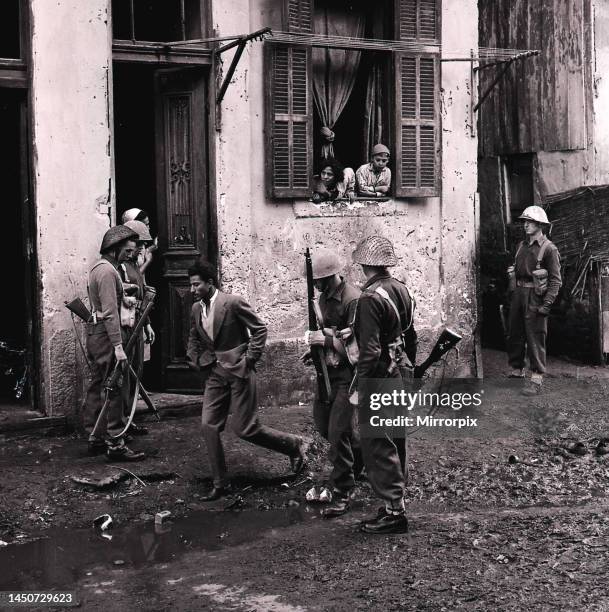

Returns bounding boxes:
[201,365,301,488]
[507,286,548,374]
[358,370,408,510]
[313,366,363,496]
[83,324,130,442]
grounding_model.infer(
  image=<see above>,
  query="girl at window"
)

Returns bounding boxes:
[311,158,356,203]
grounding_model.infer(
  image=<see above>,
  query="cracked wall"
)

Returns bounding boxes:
[213,0,479,389]
[31,0,114,415]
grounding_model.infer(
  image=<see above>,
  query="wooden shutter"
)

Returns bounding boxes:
[394,53,440,197]
[284,0,313,33]
[265,44,313,198]
[395,0,440,43]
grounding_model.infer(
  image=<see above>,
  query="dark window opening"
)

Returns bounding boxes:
[0,0,21,59]
[503,153,535,220]
[112,0,204,42]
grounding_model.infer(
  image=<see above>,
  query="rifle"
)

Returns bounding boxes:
[413,328,462,379]
[305,248,332,402]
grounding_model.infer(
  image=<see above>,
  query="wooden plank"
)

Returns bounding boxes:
[526,0,543,152]
[566,0,586,149]
[554,0,570,149]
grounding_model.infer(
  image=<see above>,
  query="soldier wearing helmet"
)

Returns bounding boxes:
[356,143,392,197]
[83,225,146,462]
[302,247,362,517]
[350,235,417,534]
[120,220,156,436]
[507,205,562,395]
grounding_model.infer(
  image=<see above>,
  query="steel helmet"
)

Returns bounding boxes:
[371,143,390,156]
[122,208,143,223]
[519,206,549,225]
[100,225,138,254]
[352,235,398,267]
[307,247,343,280]
[124,219,152,242]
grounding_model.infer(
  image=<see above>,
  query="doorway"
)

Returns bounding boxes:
[0,89,35,411]
[113,62,212,392]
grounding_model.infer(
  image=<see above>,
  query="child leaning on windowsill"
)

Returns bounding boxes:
[310,158,356,203]
[356,143,392,197]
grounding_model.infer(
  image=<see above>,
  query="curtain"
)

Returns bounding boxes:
[363,59,384,162]
[312,4,365,159]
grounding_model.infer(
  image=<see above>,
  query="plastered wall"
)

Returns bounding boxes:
[212,0,479,379]
[31,0,114,414]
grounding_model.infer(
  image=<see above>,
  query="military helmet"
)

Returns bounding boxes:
[121,208,144,223]
[519,206,549,225]
[308,247,343,280]
[100,225,138,254]
[352,235,398,267]
[124,219,152,242]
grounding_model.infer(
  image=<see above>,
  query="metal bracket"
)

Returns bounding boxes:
[214,27,271,105]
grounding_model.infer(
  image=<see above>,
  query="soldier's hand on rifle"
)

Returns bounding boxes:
[114,344,128,363]
[304,330,326,347]
[145,323,156,344]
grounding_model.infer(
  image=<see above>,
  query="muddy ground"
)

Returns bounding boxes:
[2,350,609,611]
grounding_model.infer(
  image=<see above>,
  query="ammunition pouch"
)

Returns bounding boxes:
[532,268,548,297]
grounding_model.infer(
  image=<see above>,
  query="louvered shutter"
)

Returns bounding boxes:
[265,44,313,198]
[394,53,440,197]
[284,0,313,33]
[395,0,440,43]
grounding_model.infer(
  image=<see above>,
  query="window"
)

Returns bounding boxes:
[0,1,21,59]
[112,0,206,42]
[265,0,441,199]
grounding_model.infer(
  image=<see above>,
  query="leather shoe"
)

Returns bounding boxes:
[106,445,146,462]
[200,486,230,502]
[290,439,311,474]
[360,511,408,534]
[321,498,350,518]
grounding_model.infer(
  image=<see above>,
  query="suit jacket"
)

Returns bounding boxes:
[186,290,267,378]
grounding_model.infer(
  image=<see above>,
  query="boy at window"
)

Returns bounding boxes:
[356,144,391,197]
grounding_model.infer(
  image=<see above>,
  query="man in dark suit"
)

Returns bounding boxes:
[187,261,309,501]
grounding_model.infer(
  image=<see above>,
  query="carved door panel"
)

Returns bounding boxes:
[154,68,209,392]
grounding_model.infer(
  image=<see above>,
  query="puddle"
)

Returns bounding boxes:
[0,506,311,590]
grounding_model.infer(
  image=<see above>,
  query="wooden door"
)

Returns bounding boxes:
[154,67,210,392]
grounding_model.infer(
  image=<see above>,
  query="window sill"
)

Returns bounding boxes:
[293,197,410,218]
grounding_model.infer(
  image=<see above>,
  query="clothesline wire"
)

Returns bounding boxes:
[268,31,537,61]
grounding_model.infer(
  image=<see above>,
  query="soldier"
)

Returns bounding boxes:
[351,235,416,534]
[507,206,562,395]
[303,247,363,518]
[84,225,146,461]
[121,219,156,436]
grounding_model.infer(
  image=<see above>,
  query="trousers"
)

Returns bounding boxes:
[507,286,548,374]
[83,324,129,442]
[313,366,363,496]
[201,365,301,487]
[359,370,408,509]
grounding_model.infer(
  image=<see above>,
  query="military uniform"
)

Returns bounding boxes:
[314,276,363,498]
[355,272,415,509]
[84,255,131,443]
[508,235,561,375]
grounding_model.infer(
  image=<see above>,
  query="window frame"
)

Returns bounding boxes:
[265,0,442,200]
[111,0,212,65]
[0,0,29,89]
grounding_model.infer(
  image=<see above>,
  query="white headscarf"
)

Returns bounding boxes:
[122,208,143,223]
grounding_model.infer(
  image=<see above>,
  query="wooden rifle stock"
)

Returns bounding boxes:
[413,328,462,379]
[305,248,332,401]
